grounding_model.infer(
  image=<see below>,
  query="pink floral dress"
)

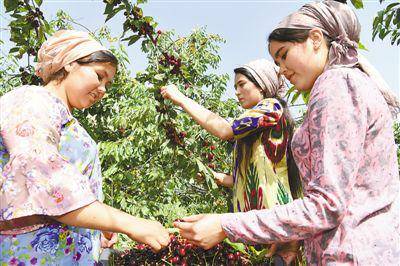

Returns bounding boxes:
[0,86,103,265]
[221,67,400,265]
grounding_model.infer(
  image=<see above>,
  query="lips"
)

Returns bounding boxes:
[287,73,295,83]
[89,92,98,101]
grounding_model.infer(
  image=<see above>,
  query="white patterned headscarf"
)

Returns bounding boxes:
[240,59,286,98]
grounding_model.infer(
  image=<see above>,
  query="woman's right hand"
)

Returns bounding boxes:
[160,84,186,106]
[127,218,170,252]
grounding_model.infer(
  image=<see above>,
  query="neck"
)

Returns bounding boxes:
[44,81,73,112]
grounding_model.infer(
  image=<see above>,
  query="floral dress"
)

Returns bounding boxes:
[0,86,103,265]
[221,68,400,265]
[231,98,293,213]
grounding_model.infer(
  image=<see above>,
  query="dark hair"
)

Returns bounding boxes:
[268,28,333,46]
[46,50,118,84]
[233,68,302,199]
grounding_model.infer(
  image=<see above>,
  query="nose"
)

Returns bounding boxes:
[98,84,106,94]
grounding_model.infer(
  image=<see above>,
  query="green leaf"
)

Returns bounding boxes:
[195,159,217,189]
[128,35,141,45]
[34,0,43,6]
[224,239,249,255]
[9,47,20,53]
[350,0,364,9]
[386,2,400,12]
[4,0,19,12]
[290,91,301,105]
[358,41,368,51]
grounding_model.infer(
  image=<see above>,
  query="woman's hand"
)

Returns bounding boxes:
[212,171,234,188]
[101,231,118,248]
[173,214,227,250]
[275,241,300,265]
[127,218,170,252]
[160,84,187,106]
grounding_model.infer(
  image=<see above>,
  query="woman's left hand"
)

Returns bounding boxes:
[173,214,227,250]
[101,231,118,248]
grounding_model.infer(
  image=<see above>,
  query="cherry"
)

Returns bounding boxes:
[171,256,180,264]
[179,131,187,138]
[207,153,214,161]
[210,145,216,150]
[227,253,235,261]
[178,248,186,256]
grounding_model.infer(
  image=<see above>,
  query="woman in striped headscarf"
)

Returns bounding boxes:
[161,58,302,264]
[174,1,399,265]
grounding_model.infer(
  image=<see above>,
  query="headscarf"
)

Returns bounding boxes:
[35,30,109,83]
[240,59,286,98]
[274,0,399,116]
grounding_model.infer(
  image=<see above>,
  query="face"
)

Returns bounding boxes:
[62,62,116,110]
[268,29,328,91]
[234,73,264,109]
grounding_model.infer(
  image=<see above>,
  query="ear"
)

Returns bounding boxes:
[309,28,324,50]
[64,62,78,73]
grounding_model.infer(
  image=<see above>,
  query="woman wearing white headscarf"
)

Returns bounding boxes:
[174,1,399,265]
[161,59,302,263]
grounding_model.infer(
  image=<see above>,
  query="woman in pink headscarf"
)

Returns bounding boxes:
[0,30,170,265]
[174,1,399,265]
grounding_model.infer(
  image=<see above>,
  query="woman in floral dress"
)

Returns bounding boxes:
[174,1,400,265]
[161,59,302,263]
[0,30,170,265]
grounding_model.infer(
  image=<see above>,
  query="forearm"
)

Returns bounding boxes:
[52,201,137,236]
[179,97,233,140]
[221,194,345,244]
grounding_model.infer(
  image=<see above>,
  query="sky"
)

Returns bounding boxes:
[1,0,399,113]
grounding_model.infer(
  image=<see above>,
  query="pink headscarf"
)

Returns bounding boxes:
[35,30,109,83]
[275,0,399,116]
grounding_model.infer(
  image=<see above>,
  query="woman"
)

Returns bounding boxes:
[161,59,302,262]
[0,30,170,265]
[174,1,400,265]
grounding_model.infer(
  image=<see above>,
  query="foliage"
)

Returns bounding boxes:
[372,1,400,45]
[1,0,240,228]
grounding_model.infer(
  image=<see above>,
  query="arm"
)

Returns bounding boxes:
[0,89,169,251]
[160,85,233,140]
[53,201,169,251]
[220,73,367,244]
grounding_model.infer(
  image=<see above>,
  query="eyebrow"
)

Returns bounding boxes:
[274,46,285,59]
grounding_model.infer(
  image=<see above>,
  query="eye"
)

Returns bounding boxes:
[97,73,102,81]
[281,50,288,60]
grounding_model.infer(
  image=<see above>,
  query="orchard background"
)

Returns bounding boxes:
[1,0,399,264]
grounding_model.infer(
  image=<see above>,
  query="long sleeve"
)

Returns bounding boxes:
[221,70,367,244]
[231,98,283,140]
[0,87,97,223]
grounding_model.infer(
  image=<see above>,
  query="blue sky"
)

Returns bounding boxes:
[1,0,399,107]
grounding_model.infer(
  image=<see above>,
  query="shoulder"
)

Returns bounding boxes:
[252,98,283,112]
[1,85,71,125]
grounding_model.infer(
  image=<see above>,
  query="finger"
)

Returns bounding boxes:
[108,234,118,247]
[265,243,278,258]
[147,240,162,253]
[177,229,195,242]
[158,234,170,247]
[180,214,205,222]
[173,221,195,231]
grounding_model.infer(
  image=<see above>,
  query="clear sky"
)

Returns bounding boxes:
[1,0,399,105]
